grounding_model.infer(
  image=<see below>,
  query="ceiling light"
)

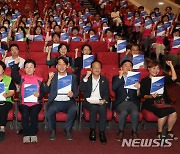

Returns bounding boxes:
[158,2,164,5]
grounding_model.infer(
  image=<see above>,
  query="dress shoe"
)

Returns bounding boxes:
[131,132,139,139]
[116,130,124,142]
[64,129,73,141]
[49,130,56,140]
[99,131,107,144]
[89,129,96,142]
[0,131,5,142]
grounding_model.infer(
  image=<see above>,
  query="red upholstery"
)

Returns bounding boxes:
[29,41,45,52]
[142,109,158,122]
[97,52,118,66]
[4,68,12,76]
[83,108,112,121]
[9,41,28,52]
[28,52,47,65]
[69,42,85,52]
[89,41,108,53]
[56,112,68,121]
[113,111,143,122]
[7,105,15,121]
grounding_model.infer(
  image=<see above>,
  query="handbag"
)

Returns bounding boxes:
[153,97,172,108]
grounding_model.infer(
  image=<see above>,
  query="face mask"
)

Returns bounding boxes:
[4,24,9,28]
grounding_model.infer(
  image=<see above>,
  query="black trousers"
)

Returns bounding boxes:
[83,101,107,131]
[0,102,13,126]
[19,104,42,136]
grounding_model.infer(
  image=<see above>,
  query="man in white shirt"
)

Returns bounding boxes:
[3,44,25,68]
[80,60,109,144]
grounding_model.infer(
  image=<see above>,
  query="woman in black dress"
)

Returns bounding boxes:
[140,60,178,140]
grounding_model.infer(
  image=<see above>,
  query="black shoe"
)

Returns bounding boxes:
[99,131,107,144]
[116,130,124,142]
[89,129,96,142]
[131,131,139,139]
[49,130,56,141]
[0,131,5,142]
[64,129,73,141]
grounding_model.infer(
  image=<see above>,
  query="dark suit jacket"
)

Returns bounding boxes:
[44,72,78,107]
[80,74,109,102]
[112,75,139,109]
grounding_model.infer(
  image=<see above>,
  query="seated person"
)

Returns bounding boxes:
[112,60,140,141]
[45,57,78,141]
[80,60,109,144]
[3,44,25,68]
[74,44,93,83]
[140,60,178,140]
[46,43,74,69]
[11,59,44,144]
[0,61,16,142]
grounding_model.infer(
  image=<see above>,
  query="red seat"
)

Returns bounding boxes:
[9,41,27,52]
[70,42,85,52]
[83,108,112,121]
[89,41,108,53]
[6,51,27,60]
[28,52,47,65]
[4,68,12,76]
[7,104,15,121]
[29,41,45,52]
[97,52,118,66]
[56,112,68,121]
[113,111,143,122]
[141,109,158,122]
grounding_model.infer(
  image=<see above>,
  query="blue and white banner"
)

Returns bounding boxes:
[71,36,81,42]
[24,84,38,103]
[157,25,165,36]
[15,11,21,18]
[0,82,6,101]
[58,75,72,94]
[101,18,108,23]
[52,43,59,52]
[152,17,158,23]
[124,71,140,90]
[8,60,15,67]
[117,40,126,53]
[54,16,61,25]
[156,12,161,17]
[60,33,69,42]
[103,26,110,32]
[83,25,90,32]
[121,0,127,7]
[79,22,85,27]
[141,11,147,18]
[12,14,18,21]
[26,18,32,27]
[172,37,180,49]
[85,12,91,18]
[164,22,171,29]
[150,76,164,95]
[135,18,141,26]
[34,35,43,41]
[81,15,87,21]
[145,19,152,29]
[0,48,5,55]
[89,35,98,41]
[83,55,94,68]
[56,3,61,9]
[15,33,24,41]
[127,12,134,20]
[1,32,8,42]
[133,54,144,69]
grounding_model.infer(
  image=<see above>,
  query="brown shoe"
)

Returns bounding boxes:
[116,130,124,142]
[131,132,139,139]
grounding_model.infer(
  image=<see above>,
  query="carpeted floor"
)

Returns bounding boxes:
[0,83,180,154]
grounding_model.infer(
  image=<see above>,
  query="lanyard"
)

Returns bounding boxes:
[92,80,100,93]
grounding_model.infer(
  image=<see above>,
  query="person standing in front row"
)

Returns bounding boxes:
[11,59,44,144]
[112,60,140,141]
[80,60,109,144]
[45,57,78,141]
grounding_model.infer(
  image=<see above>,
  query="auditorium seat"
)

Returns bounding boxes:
[9,41,28,52]
[89,41,108,53]
[97,52,118,66]
[28,52,47,65]
[29,41,45,52]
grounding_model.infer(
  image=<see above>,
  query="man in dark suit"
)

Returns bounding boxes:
[80,60,109,144]
[112,60,140,141]
[44,57,78,141]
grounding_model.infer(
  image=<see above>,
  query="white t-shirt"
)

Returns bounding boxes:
[5,56,25,68]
